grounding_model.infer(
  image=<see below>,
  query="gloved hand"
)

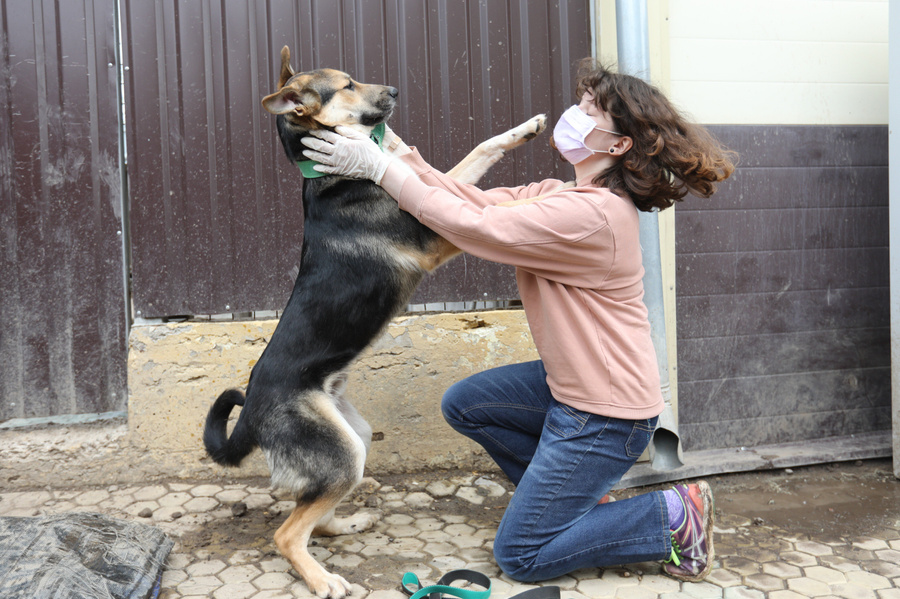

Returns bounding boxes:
[301,126,394,184]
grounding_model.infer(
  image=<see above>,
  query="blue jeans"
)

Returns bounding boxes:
[441,360,672,582]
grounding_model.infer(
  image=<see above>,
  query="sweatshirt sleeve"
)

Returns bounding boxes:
[398,148,565,209]
[395,154,616,287]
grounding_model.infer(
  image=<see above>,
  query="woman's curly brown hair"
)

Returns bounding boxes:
[575,60,737,212]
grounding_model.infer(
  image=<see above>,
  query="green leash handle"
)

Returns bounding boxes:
[401,570,491,599]
[400,570,560,599]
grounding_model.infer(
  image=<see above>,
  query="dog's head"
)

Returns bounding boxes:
[262,46,398,162]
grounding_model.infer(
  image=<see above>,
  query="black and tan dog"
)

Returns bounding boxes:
[203,45,545,598]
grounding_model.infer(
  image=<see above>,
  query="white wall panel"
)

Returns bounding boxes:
[668,0,888,124]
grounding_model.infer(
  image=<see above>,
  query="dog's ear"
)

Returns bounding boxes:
[277,45,295,89]
[261,87,319,116]
[324,372,349,398]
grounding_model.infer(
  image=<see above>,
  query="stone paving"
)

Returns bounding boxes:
[0,468,898,599]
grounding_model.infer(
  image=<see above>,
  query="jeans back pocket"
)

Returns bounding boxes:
[624,418,657,459]
[545,403,589,439]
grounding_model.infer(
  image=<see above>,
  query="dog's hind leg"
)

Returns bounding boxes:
[447,114,548,184]
[314,381,381,536]
[275,498,354,599]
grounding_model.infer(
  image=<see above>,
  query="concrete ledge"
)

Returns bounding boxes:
[618,430,893,488]
[0,417,131,489]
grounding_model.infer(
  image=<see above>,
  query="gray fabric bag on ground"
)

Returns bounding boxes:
[0,512,173,599]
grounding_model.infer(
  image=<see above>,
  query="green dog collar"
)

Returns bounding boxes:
[297,122,386,179]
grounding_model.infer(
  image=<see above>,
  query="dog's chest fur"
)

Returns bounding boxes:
[248,174,438,394]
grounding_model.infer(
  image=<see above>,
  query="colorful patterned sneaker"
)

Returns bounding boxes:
[664,481,714,582]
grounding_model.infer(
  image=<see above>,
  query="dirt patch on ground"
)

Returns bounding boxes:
[704,459,900,540]
[177,472,513,564]
[623,458,900,541]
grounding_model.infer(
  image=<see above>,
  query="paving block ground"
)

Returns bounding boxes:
[0,460,898,599]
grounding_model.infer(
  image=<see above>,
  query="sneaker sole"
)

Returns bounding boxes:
[666,480,715,583]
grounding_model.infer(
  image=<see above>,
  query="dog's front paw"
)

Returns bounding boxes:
[493,114,547,151]
[524,113,547,138]
[512,114,548,142]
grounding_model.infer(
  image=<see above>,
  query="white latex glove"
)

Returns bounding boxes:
[301,126,394,184]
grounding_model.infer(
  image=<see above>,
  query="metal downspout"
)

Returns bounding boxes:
[889,0,900,480]
[615,0,683,470]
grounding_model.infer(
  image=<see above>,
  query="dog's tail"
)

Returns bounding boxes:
[203,389,256,467]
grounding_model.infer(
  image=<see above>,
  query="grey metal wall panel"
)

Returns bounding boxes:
[123,0,591,317]
[0,0,126,421]
[675,125,890,451]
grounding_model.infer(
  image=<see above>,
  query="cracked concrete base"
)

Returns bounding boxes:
[1,311,537,490]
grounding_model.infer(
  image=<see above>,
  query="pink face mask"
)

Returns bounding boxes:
[552,105,622,165]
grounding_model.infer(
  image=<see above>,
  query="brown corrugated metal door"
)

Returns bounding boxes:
[0,0,126,421]
[676,125,891,451]
[122,0,593,317]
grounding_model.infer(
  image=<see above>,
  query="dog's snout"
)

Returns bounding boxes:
[386,86,399,99]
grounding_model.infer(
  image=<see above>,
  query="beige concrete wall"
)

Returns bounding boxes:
[129,309,538,478]
[1,311,535,490]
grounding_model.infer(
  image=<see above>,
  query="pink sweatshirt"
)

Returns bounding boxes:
[393,149,664,420]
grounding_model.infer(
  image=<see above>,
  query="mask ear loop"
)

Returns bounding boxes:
[592,126,623,156]
[593,126,623,136]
